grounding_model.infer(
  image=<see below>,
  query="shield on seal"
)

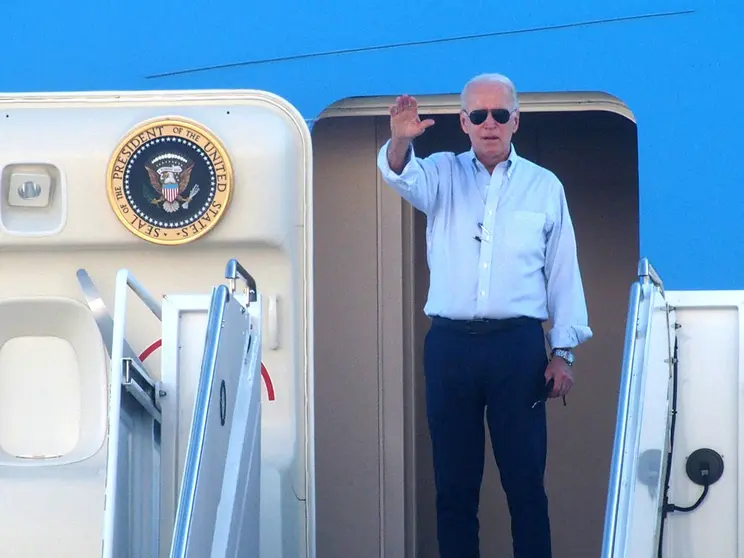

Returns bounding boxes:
[163,182,179,203]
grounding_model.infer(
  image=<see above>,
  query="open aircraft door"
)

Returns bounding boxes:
[0,89,314,558]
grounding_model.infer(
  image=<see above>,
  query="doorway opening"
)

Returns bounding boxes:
[410,107,639,558]
[311,93,639,558]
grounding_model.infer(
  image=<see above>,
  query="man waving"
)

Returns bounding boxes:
[377,73,592,558]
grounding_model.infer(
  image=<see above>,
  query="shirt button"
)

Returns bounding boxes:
[481,291,486,297]
[488,210,493,216]
[483,263,488,268]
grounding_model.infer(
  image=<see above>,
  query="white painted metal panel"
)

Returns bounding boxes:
[661,291,744,558]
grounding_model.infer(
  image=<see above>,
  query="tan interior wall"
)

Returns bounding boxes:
[312,115,408,558]
[312,115,383,558]
[312,109,639,558]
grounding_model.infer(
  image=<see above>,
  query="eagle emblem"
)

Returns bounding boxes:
[144,153,201,213]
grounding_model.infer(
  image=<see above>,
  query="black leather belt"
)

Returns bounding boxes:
[430,315,540,334]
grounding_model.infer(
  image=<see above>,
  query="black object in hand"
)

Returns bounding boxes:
[532,378,567,408]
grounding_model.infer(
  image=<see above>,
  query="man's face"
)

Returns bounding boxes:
[459,82,519,167]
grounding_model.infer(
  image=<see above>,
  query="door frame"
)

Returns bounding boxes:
[314,91,636,558]
[319,91,636,122]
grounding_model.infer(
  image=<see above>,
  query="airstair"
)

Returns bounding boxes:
[99,258,263,557]
[0,258,265,557]
[602,258,733,557]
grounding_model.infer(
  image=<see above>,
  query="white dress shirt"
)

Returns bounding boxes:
[377,140,592,350]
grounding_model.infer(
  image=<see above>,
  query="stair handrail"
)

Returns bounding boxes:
[601,263,646,557]
[102,268,164,558]
[638,257,664,295]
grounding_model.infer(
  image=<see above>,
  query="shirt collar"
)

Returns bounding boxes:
[469,144,519,177]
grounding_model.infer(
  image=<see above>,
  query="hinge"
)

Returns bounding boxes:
[122,357,164,423]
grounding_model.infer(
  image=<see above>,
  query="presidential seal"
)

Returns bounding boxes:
[106,117,233,245]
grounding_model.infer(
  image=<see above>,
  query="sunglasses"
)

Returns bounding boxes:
[465,108,513,125]
[531,377,567,408]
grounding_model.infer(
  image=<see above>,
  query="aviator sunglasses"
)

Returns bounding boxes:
[464,107,514,125]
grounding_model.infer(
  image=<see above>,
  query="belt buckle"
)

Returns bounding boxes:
[466,318,486,335]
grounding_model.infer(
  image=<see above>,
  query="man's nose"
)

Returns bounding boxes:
[483,114,498,127]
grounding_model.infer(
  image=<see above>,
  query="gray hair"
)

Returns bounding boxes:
[460,73,519,110]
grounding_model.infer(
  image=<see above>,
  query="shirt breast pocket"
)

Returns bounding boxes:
[502,210,546,258]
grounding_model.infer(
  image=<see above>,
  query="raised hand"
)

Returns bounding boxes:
[390,95,435,140]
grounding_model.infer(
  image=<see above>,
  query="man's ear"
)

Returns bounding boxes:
[459,111,469,135]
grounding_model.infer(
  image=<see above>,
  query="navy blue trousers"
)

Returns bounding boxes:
[424,317,552,558]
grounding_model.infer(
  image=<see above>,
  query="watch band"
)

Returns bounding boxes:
[552,348,574,366]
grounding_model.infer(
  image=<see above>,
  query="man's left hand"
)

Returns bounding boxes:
[545,356,574,399]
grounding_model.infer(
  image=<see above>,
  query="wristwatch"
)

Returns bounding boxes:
[552,348,574,366]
